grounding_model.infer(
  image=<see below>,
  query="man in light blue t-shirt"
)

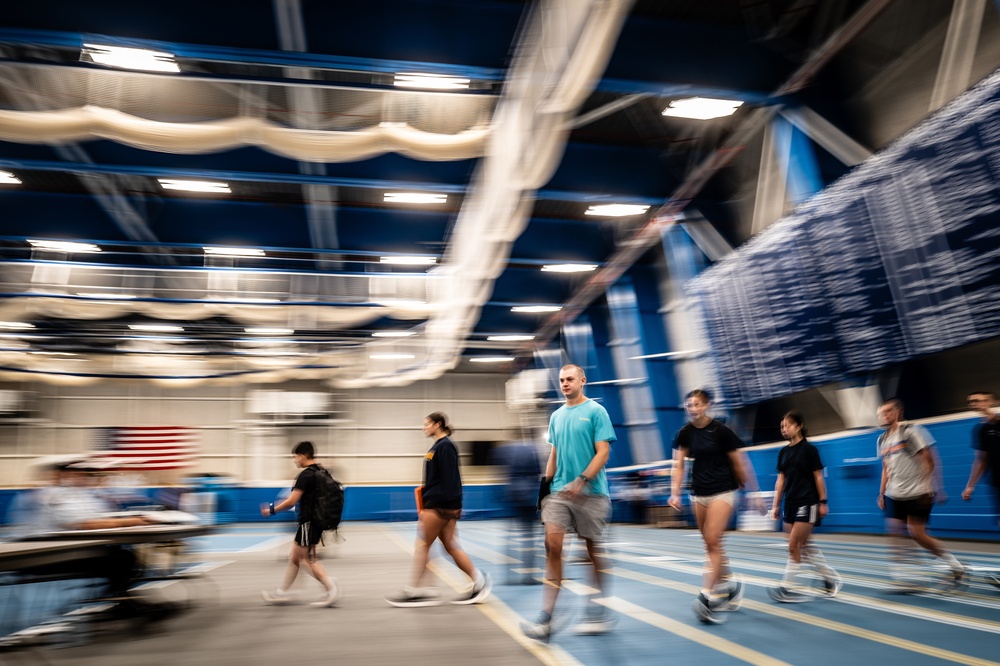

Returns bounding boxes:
[520,364,617,641]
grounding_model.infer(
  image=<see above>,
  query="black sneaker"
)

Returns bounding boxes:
[385,587,442,608]
[692,593,726,624]
[822,576,843,598]
[767,586,810,603]
[717,577,745,611]
[452,572,492,605]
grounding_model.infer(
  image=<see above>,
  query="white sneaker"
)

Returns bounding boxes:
[311,580,339,608]
[261,590,294,605]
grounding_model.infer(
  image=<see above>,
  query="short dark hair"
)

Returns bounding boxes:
[881,397,904,412]
[968,391,996,400]
[293,441,315,458]
[685,388,712,403]
[782,410,808,437]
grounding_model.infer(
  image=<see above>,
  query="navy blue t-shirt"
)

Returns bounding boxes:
[421,436,463,510]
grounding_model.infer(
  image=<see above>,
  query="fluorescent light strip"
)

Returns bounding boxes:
[82,44,180,73]
[584,204,650,217]
[245,328,294,335]
[0,322,35,329]
[204,247,265,257]
[77,292,138,300]
[469,357,514,363]
[372,331,415,338]
[486,334,534,342]
[629,350,702,360]
[370,353,416,360]
[128,324,184,333]
[511,305,562,313]
[541,263,598,273]
[393,73,470,90]
[0,171,21,185]
[159,179,231,194]
[662,97,744,120]
[379,256,437,265]
[383,192,448,204]
[28,239,102,253]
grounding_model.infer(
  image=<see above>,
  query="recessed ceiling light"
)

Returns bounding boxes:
[128,324,184,333]
[82,44,180,73]
[511,305,562,313]
[379,256,437,265]
[0,322,35,329]
[541,264,598,273]
[584,204,650,217]
[393,73,470,90]
[372,331,416,338]
[383,192,448,204]
[370,353,416,360]
[469,356,515,363]
[159,179,231,194]
[486,335,534,342]
[245,327,294,335]
[662,97,744,120]
[203,247,265,257]
[28,239,102,253]
[0,171,22,185]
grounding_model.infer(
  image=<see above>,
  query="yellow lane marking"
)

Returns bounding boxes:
[378,526,583,666]
[610,568,1000,666]
[597,596,791,666]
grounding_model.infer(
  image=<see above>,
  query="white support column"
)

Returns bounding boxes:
[778,106,873,166]
[929,0,988,112]
[751,120,789,235]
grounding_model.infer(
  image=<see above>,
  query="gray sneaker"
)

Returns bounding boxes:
[692,593,727,624]
[520,614,552,642]
[573,609,616,635]
[385,587,442,608]
[452,572,492,605]
[767,586,811,603]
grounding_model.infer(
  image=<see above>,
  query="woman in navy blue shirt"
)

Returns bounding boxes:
[386,412,492,607]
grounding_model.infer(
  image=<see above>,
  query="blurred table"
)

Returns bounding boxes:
[0,540,112,571]
[18,524,213,545]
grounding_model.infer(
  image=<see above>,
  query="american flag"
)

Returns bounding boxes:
[92,426,197,471]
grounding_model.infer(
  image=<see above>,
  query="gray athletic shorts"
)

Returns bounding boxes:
[541,493,611,542]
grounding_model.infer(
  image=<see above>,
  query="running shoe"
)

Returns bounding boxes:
[717,577,745,611]
[822,575,843,598]
[692,592,727,624]
[385,586,442,608]
[767,586,811,603]
[452,571,492,605]
[520,614,553,642]
[573,607,617,635]
[985,573,1000,590]
[944,565,968,592]
[261,590,294,605]
[310,580,339,607]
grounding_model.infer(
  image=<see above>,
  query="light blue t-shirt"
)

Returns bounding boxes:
[548,398,616,496]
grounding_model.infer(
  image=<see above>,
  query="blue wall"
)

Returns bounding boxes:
[743,416,997,540]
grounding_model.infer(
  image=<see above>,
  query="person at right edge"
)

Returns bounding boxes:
[520,363,617,642]
[877,398,966,589]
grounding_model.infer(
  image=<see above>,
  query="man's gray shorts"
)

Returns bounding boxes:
[541,493,611,542]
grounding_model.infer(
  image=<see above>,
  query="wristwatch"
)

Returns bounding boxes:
[577,474,590,484]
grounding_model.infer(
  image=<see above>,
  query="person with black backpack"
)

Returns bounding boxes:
[260,441,339,607]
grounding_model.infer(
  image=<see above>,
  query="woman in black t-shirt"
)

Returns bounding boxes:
[386,412,492,607]
[767,411,841,602]
[669,389,750,624]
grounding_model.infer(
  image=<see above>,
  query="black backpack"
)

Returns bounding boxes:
[310,465,345,532]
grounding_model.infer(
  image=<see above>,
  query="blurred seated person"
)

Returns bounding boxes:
[16,458,151,598]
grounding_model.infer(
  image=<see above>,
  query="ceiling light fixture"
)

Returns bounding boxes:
[203,247,265,257]
[81,44,180,73]
[541,263,598,273]
[245,327,294,335]
[469,356,515,363]
[383,192,448,204]
[393,73,470,90]
[0,171,22,185]
[511,305,562,313]
[128,324,184,333]
[28,239,102,253]
[76,292,137,300]
[159,179,231,194]
[379,256,437,265]
[662,97,744,120]
[584,204,650,217]
[0,322,35,329]
[372,331,416,338]
[370,353,416,360]
[486,334,534,342]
